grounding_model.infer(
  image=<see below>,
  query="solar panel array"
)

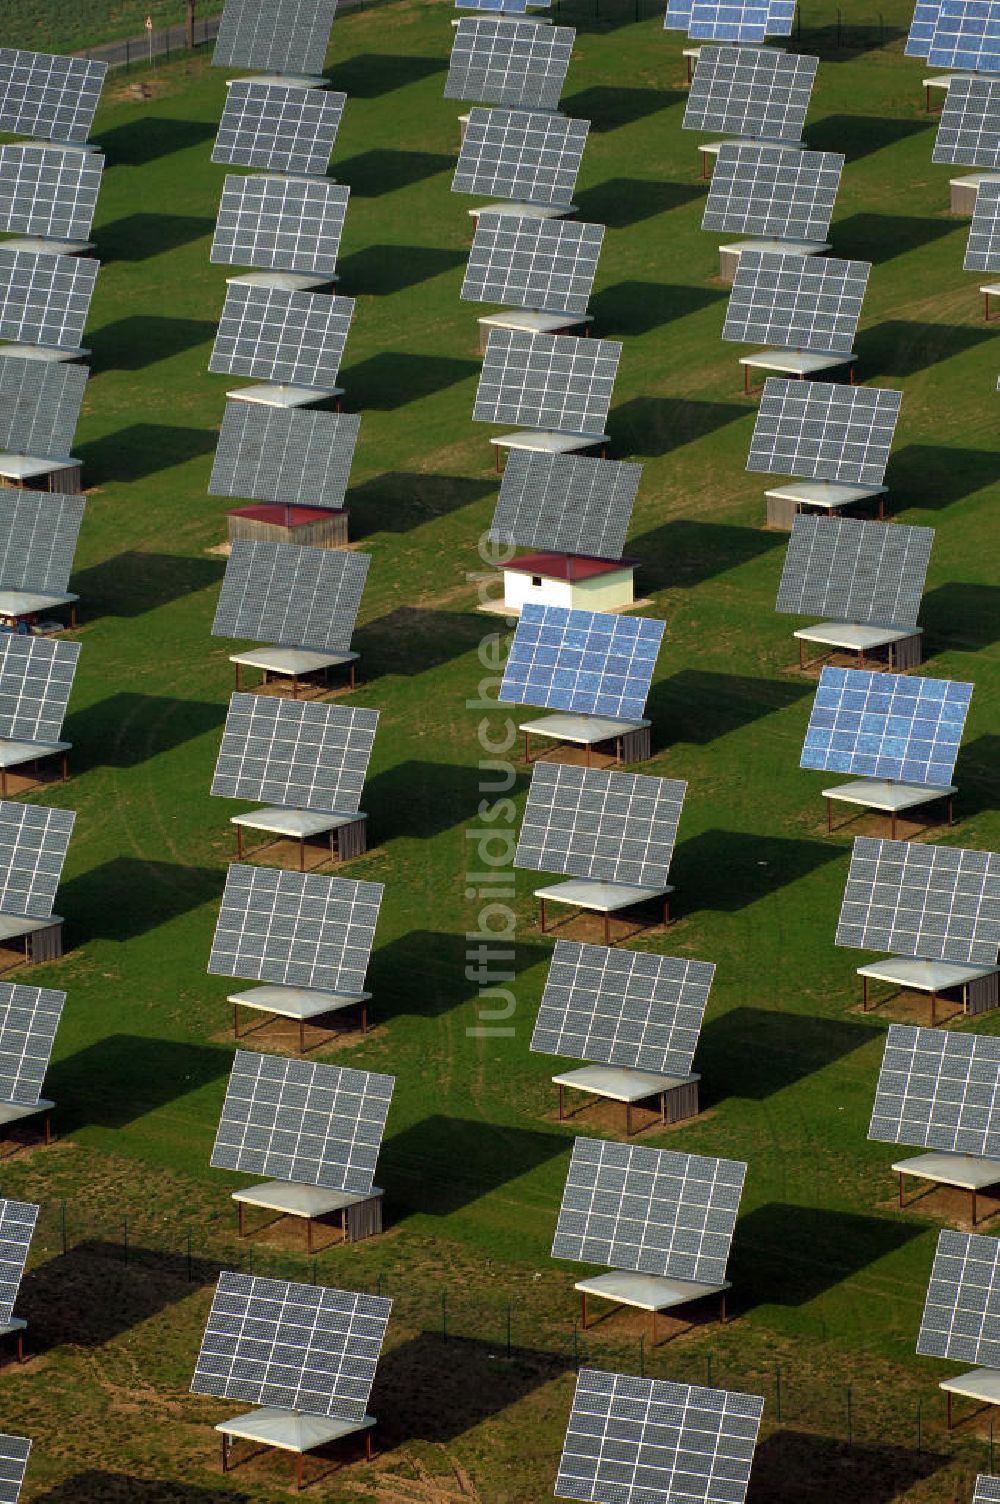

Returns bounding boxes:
[0,353,87,459]
[664,0,694,24]
[212,539,369,652]
[462,216,603,317]
[836,836,1000,966]
[0,1434,30,1504]
[192,1272,391,1421]
[703,143,843,241]
[208,865,383,994]
[724,251,870,355]
[213,81,345,176]
[0,50,106,144]
[515,763,686,888]
[459,0,534,15]
[869,1023,1000,1157]
[211,1050,394,1193]
[210,283,354,390]
[532,939,716,1076]
[747,378,902,486]
[0,1199,37,1326]
[453,107,589,205]
[0,634,79,744]
[475,329,620,433]
[499,603,664,719]
[556,1370,763,1504]
[684,46,818,141]
[212,0,339,76]
[212,175,349,278]
[934,77,1000,167]
[906,0,941,55]
[0,982,63,1108]
[688,0,776,42]
[0,146,103,242]
[0,491,84,594]
[446,20,575,111]
[776,515,933,629]
[212,694,378,812]
[975,1478,1000,1504]
[801,668,972,786]
[490,450,640,560]
[209,402,360,511]
[0,801,74,920]
[552,1137,746,1283]
[918,1229,1000,1367]
[0,248,97,350]
[927,0,1000,73]
[966,179,1000,273]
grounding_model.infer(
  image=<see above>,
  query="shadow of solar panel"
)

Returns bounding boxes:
[212,694,377,811]
[934,77,1000,166]
[724,251,870,355]
[514,762,686,888]
[210,283,354,389]
[802,667,972,785]
[966,178,1000,271]
[0,146,103,241]
[918,1228,1000,1365]
[453,107,589,205]
[212,176,349,277]
[210,402,360,511]
[212,539,369,651]
[489,450,640,558]
[870,1023,1000,1157]
[837,836,1000,966]
[775,515,932,628]
[906,0,942,55]
[0,982,64,1108]
[928,0,1000,72]
[0,249,97,349]
[0,1199,38,1327]
[703,143,843,240]
[0,1433,30,1504]
[684,46,817,139]
[462,216,603,317]
[0,354,87,459]
[446,19,574,111]
[974,1475,1000,1504]
[192,1272,391,1420]
[748,378,902,486]
[474,328,620,433]
[0,634,79,744]
[0,51,106,144]
[213,0,339,76]
[500,603,664,718]
[0,492,83,595]
[0,800,74,920]
[213,81,345,175]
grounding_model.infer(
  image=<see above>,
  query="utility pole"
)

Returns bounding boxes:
[186,0,196,48]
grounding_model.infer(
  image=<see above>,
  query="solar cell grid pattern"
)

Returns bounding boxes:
[212,695,377,812]
[927,0,1000,72]
[212,539,369,651]
[703,143,843,240]
[552,1138,746,1283]
[453,107,589,205]
[801,668,971,786]
[0,146,103,241]
[0,1199,37,1326]
[747,378,902,486]
[664,0,693,26]
[0,249,97,349]
[531,939,716,1076]
[0,1434,30,1504]
[556,1369,763,1504]
[490,450,640,559]
[212,176,349,278]
[210,284,354,390]
[869,1024,1000,1157]
[213,81,345,176]
[906,0,942,54]
[0,801,74,920]
[192,1272,390,1421]
[934,77,1000,166]
[0,356,87,459]
[684,47,818,140]
[836,837,1000,966]
[0,982,63,1107]
[462,216,603,317]
[966,179,1000,272]
[775,515,932,629]
[474,329,620,433]
[974,1478,1000,1504]
[515,763,686,888]
[213,0,338,75]
[445,19,574,111]
[459,0,533,14]
[0,492,83,594]
[208,865,383,994]
[723,251,870,355]
[210,402,360,511]
[687,0,773,42]
[211,1050,394,1193]
[500,603,664,719]
[0,51,105,144]
[0,634,79,744]
[917,1229,1000,1367]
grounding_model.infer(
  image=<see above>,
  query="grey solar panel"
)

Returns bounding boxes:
[210,283,354,390]
[514,762,686,888]
[453,107,589,205]
[462,216,603,317]
[212,694,377,811]
[0,146,103,242]
[531,939,715,1076]
[974,1476,1000,1504]
[927,0,1000,73]
[775,516,933,628]
[0,355,87,459]
[0,249,97,350]
[0,1433,30,1504]
[474,329,620,434]
[684,46,817,140]
[192,1272,390,1420]
[211,175,349,277]
[724,251,870,355]
[208,865,383,993]
[212,539,369,652]
[0,634,79,744]
[213,0,338,76]
[934,77,1000,166]
[0,1199,37,1327]
[445,19,575,111]
[802,668,972,786]
[490,450,640,559]
[0,50,106,144]
[500,604,664,720]
[552,1137,746,1283]
[837,836,1000,967]
[966,179,1000,272]
[0,800,74,920]
[869,1023,1000,1158]
[213,81,345,175]
[211,1050,394,1193]
[703,143,843,241]
[0,492,83,595]
[918,1229,1000,1366]
[747,378,902,486]
[0,982,63,1108]
[209,402,359,511]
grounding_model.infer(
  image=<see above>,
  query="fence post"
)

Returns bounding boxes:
[186,1231,193,1283]
[60,1200,68,1255]
[506,1301,512,1359]
[878,11,884,44]
[836,8,842,44]
[123,1217,129,1264]
[572,1319,579,1371]
[775,1365,782,1423]
[846,1385,853,1446]
[441,1291,448,1342]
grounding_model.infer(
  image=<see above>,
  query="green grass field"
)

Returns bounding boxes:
[6,1,224,57]
[1,3,999,1499]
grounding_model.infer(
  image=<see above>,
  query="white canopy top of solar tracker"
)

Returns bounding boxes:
[934,77,1000,165]
[446,20,574,110]
[928,0,1000,73]
[802,668,971,786]
[475,329,620,434]
[0,51,106,145]
[0,493,83,596]
[214,81,345,176]
[192,1272,391,1421]
[703,143,843,241]
[452,107,589,205]
[684,47,817,139]
[0,353,87,461]
[724,251,870,355]
[0,800,74,920]
[210,284,354,390]
[0,982,63,1108]
[776,515,933,629]
[212,695,377,812]
[918,1229,1000,1366]
[0,1433,30,1504]
[748,378,902,486]
[212,539,369,652]
[500,603,664,720]
[212,176,349,279]
[907,0,943,55]
[966,178,1000,271]
[0,633,79,745]
[0,248,97,351]
[870,1023,1000,1157]
[210,402,360,511]
[837,836,1000,967]
[0,1199,38,1327]
[515,762,686,888]
[463,217,603,317]
[688,0,793,42]
[0,146,103,243]
[213,0,338,76]
[490,451,640,559]
[556,1369,763,1504]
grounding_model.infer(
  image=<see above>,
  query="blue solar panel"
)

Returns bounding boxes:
[801,667,973,787]
[459,0,533,10]
[688,0,772,40]
[906,0,942,54]
[768,0,796,31]
[499,604,664,720]
[664,0,693,26]
[928,0,1000,71]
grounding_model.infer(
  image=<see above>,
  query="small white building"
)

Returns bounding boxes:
[500,551,636,614]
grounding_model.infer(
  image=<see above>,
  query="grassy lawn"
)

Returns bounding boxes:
[6,1,224,57]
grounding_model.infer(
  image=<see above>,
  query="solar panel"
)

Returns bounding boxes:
[514,762,686,888]
[684,46,817,140]
[0,249,97,350]
[499,603,664,719]
[192,1272,390,1420]
[459,0,537,14]
[208,865,383,993]
[0,982,63,1107]
[552,1137,746,1283]
[0,492,83,595]
[974,1477,1000,1504]
[462,216,603,317]
[703,143,843,241]
[0,800,74,920]
[445,19,575,111]
[906,0,942,55]
[531,939,715,1076]
[0,1199,37,1326]
[724,251,870,355]
[802,668,972,786]
[0,50,106,144]
[213,81,345,176]
[934,77,1000,167]
[453,107,589,206]
[556,1370,763,1504]
[688,0,773,42]
[211,175,349,277]
[490,451,640,559]
[837,836,1000,967]
[966,178,1000,272]
[0,354,87,459]
[0,146,103,242]
[474,329,620,434]
[211,694,377,811]
[918,1229,1000,1365]
[209,402,360,511]
[0,1434,30,1504]
[664,0,693,26]
[775,516,933,629]
[210,284,354,390]
[0,634,79,744]
[212,539,369,652]
[869,1023,1000,1157]
[211,1050,394,1193]
[747,378,902,486]
[213,0,339,76]
[928,0,1000,73]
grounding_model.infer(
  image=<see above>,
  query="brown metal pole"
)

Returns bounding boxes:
[539,897,547,933]
[626,1102,633,1137]
[581,1291,587,1329]
[898,1171,904,1209]
[222,1435,229,1473]
[798,637,805,670]
[307,1217,313,1254]
[973,1189,978,1226]
[299,1019,305,1052]
[826,798,832,834]
[238,1202,245,1237]
[862,975,869,1011]
[236,825,244,859]
[299,838,305,873]
[947,1391,953,1429]
[603,913,610,946]
[558,1083,564,1121]
[234,1003,241,1038]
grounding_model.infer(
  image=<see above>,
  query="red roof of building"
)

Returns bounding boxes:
[226,504,341,526]
[500,551,634,582]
